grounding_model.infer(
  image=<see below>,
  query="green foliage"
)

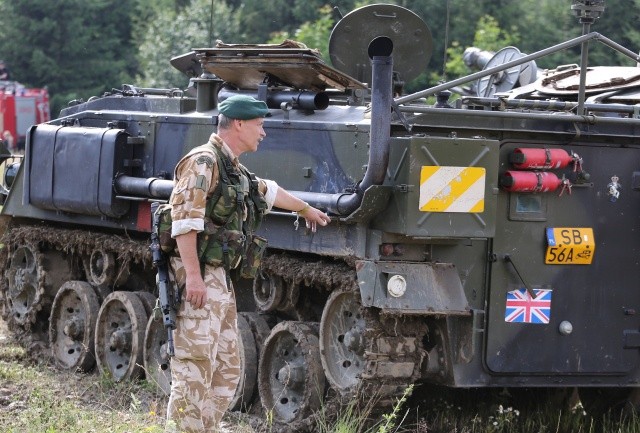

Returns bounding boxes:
[353,0,387,7]
[517,0,579,69]
[291,0,352,27]
[375,384,413,433]
[234,0,297,43]
[0,0,138,116]
[435,14,520,83]
[316,398,370,433]
[0,342,26,364]
[238,0,356,43]
[315,385,414,433]
[0,0,636,113]
[268,5,335,62]
[408,386,640,433]
[472,15,520,51]
[136,0,243,89]
[486,405,520,432]
[0,358,31,381]
[131,0,181,47]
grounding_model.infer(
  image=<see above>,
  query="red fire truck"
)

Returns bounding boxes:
[0,81,50,150]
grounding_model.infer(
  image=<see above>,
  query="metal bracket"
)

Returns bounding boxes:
[392,101,412,132]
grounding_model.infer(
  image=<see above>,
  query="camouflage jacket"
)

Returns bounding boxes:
[167,134,268,275]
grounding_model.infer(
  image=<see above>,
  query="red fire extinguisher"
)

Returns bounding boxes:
[510,148,578,170]
[500,170,563,193]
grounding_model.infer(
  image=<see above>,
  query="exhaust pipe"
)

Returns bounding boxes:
[294,36,394,215]
[115,36,395,218]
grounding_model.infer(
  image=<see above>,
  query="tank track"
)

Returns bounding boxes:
[0,223,151,335]
[1,227,426,431]
[259,252,427,431]
[260,252,358,294]
[0,224,151,265]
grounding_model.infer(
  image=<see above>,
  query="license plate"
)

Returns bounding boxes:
[545,227,595,265]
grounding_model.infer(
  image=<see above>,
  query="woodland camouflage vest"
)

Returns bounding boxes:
[156,141,268,279]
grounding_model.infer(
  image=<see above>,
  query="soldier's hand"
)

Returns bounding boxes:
[301,206,331,232]
[185,274,207,309]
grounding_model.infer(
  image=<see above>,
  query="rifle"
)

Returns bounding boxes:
[150,201,179,357]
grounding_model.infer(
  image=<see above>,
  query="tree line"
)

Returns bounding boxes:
[0,0,638,116]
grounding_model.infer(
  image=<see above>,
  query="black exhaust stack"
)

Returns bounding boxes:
[295,36,394,216]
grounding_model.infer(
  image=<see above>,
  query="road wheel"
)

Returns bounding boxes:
[49,281,100,372]
[258,321,325,423]
[95,291,147,381]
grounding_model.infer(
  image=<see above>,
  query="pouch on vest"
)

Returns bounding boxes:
[239,235,268,279]
[197,217,245,268]
[155,203,176,254]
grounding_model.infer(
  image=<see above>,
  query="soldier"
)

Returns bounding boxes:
[166,94,330,432]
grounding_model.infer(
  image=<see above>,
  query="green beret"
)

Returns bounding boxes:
[218,95,271,119]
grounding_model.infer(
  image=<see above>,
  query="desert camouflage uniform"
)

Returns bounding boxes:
[166,256,238,432]
[166,133,277,432]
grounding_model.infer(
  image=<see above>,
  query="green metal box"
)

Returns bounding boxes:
[375,135,499,238]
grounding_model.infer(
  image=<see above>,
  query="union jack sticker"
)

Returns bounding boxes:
[505,288,552,324]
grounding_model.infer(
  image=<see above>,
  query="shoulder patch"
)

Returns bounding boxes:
[195,175,208,191]
[196,155,214,168]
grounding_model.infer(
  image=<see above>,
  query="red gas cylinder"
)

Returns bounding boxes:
[510,148,574,170]
[500,170,562,193]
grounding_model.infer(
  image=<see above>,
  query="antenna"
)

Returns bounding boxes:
[209,0,214,47]
[441,0,451,82]
[571,0,606,114]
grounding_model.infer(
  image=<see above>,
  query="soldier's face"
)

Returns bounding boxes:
[237,118,266,153]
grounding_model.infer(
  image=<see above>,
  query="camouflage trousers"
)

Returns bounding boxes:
[166,256,240,433]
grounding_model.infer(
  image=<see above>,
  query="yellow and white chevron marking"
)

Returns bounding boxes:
[419,166,486,212]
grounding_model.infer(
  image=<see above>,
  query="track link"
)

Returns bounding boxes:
[259,251,427,431]
[0,224,151,336]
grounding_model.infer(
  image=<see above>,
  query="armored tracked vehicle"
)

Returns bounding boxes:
[1,0,640,428]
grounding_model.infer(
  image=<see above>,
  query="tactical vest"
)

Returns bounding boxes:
[156,141,268,279]
[197,141,267,276]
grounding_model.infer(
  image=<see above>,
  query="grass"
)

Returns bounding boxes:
[0,328,255,433]
[0,356,167,433]
[399,386,640,433]
[313,382,640,433]
[2,325,640,433]
[315,385,415,433]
